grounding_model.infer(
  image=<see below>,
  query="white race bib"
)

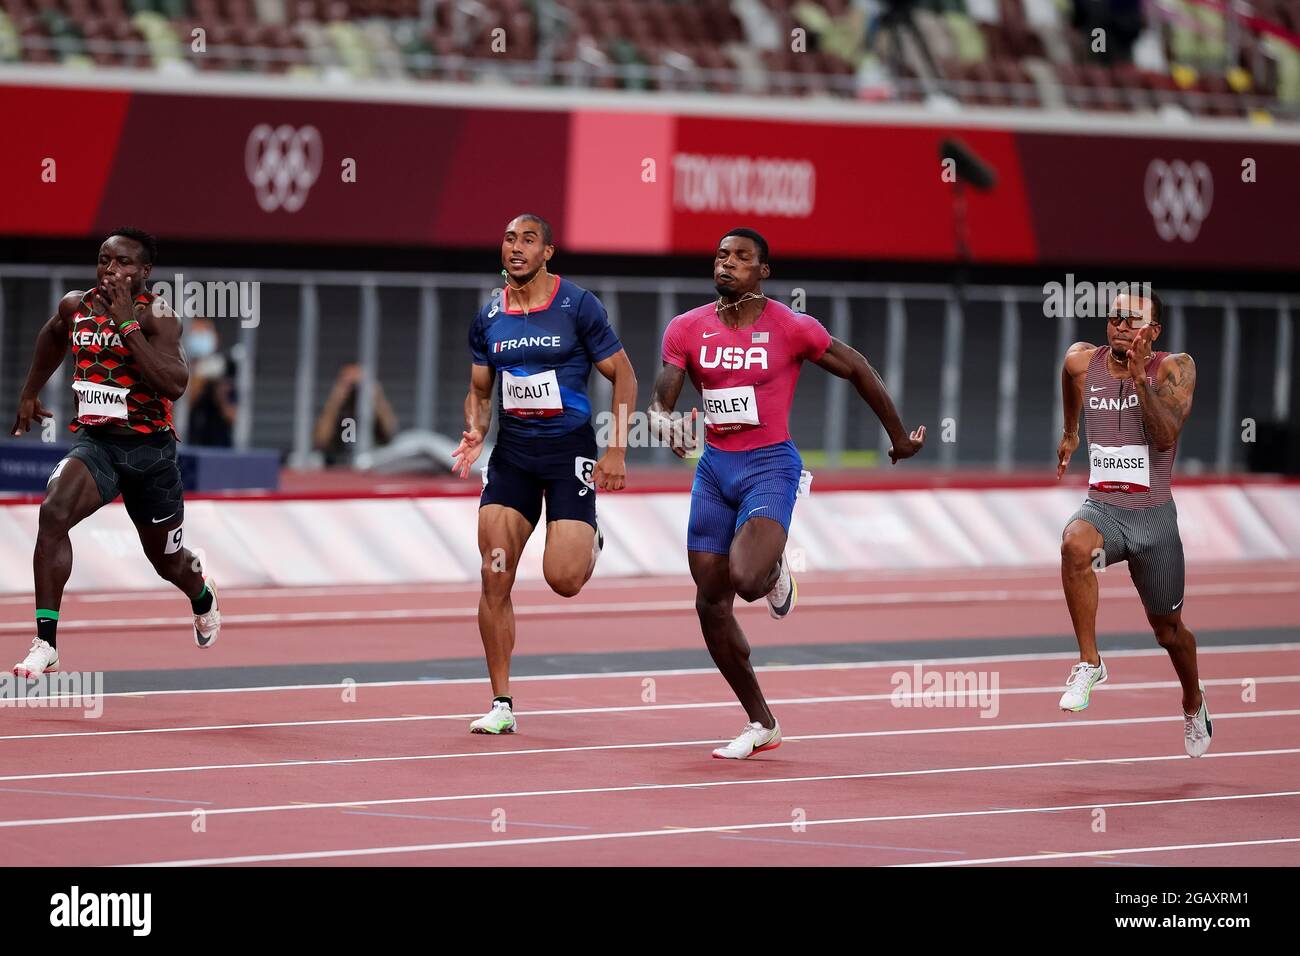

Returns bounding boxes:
[1089,443,1150,492]
[72,380,129,423]
[574,456,596,496]
[797,469,813,498]
[702,385,759,432]
[502,369,563,418]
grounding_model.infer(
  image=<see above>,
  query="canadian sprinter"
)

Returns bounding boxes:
[649,228,925,759]
[452,214,637,734]
[9,228,220,678]
[1056,290,1210,756]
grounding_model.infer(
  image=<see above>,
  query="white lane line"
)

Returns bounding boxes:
[1,710,1296,784]
[5,676,1300,742]
[900,837,1300,867]
[3,748,1296,831]
[123,790,1300,867]
[3,562,1285,606]
[21,641,1300,701]
[4,580,1295,633]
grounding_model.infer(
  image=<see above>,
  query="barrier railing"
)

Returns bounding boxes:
[1,265,1294,474]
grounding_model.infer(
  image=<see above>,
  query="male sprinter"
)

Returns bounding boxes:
[9,228,220,678]
[452,214,636,734]
[1056,290,1210,756]
[649,229,925,759]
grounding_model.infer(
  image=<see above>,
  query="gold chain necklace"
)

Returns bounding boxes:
[715,291,766,316]
[505,269,546,316]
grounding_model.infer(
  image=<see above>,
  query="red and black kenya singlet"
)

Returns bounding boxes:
[68,289,174,434]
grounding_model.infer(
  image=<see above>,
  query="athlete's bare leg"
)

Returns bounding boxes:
[1148,607,1202,714]
[690,550,774,728]
[728,515,786,602]
[34,458,104,612]
[134,518,206,600]
[1061,518,1104,666]
[477,503,534,698]
[542,518,597,597]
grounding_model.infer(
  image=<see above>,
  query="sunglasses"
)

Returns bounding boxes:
[1107,311,1155,329]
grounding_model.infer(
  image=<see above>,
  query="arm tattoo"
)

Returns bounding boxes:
[1138,354,1195,449]
[1156,356,1195,418]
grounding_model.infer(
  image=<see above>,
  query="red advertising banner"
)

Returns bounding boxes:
[94,93,570,247]
[660,118,1038,262]
[1015,133,1300,270]
[1,84,133,236]
[2,81,1297,270]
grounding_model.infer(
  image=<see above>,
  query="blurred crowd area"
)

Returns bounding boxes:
[1,0,1297,117]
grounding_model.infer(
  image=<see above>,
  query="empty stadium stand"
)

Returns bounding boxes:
[0,0,1296,116]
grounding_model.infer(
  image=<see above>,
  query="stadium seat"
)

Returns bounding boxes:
[1261,32,1300,102]
[132,10,179,66]
[944,11,989,64]
[0,10,18,61]
[5,0,1295,116]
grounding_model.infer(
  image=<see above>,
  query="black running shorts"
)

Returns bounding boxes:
[480,424,598,530]
[61,427,185,528]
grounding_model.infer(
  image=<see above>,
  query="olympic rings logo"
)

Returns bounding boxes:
[1144,159,1213,243]
[244,124,323,214]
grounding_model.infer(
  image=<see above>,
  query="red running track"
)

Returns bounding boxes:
[1,562,1298,672]
[0,569,1298,866]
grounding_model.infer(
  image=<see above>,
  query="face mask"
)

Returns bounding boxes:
[186,331,217,359]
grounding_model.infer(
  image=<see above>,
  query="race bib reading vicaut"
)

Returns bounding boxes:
[72,380,129,423]
[502,369,563,418]
[1089,443,1150,492]
[702,386,759,431]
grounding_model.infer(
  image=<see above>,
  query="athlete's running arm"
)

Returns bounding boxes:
[102,272,189,401]
[814,339,925,464]
[1057,341,1095,478]
[648,362,700,459]
[10,292,81,436]
[1127,327,1194,452]
[592,349,637,491]
[452,363,495,478]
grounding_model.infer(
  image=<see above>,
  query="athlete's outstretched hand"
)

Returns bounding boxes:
[593,450,626,492]
[11,394,53,437]
[451,428,484,478]
[1057,431,1080,479]
[888,425,926,464]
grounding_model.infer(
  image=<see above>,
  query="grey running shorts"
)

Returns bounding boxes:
[1067,498,1185,616]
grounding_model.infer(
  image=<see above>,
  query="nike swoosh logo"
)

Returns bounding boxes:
[702,332,721,339]
[151,513,176,524]
[1090,386,1106,392]
[1171,600,1183,611]
[748,506,768,515]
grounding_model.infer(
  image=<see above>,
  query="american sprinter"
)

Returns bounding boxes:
[9,228,221,678]
[649,228,925,759]
[1056,290,1211,756]
[452,214,636,734]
